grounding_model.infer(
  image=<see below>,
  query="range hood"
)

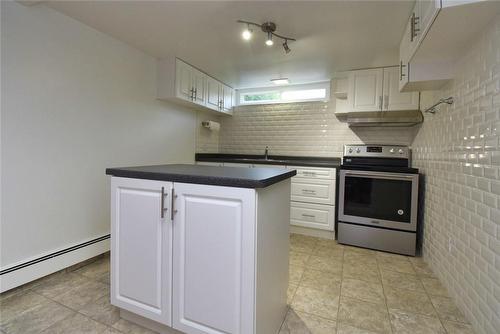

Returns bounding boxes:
[347,110,423,127]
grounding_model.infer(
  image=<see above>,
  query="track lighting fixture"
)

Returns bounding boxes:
[237,20,295,54]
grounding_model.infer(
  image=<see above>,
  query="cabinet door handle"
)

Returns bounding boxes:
[302,189,316,195]
[190,88,195,100]
[378,96,383,110]
[384,95,389,110]
[170,188,177,220]
[161,187,166,218]
[194,88,197,101]
[301,213,316,219]
[410,13,420,42]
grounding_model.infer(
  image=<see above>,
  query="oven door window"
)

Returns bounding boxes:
[344,175,412,223]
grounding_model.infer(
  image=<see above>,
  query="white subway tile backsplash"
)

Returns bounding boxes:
[412,15,500,334]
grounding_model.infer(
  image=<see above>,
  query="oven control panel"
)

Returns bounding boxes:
[343,145,410,159]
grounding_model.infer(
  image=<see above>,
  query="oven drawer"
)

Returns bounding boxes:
[289,166,336,180]
[291,179,336,205]
[290,202,334,231]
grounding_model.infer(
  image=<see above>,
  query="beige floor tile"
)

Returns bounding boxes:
[306,255,343,274]
[1,298,74,334]
[315,238,343,249]
[343,254,378,267]
[291,238,317,254]
[53,280,109,311]
[421,277,449,297]
[0,291,49,325]
[430,296,469,323]
[30,272,88,299]
[409,258,436,278]
[337,297,391,334]
[40,312,109,333]
[288,284,298,305]
[442,321,475,334]
[290,265,306,284]
[112,318,159,334]
[79,295,120,327]
[385,287,436,316]
[291,286,340,320]
[342,263,381,283]
[377,258,415,275]
[343,246,377,257]
[0,286,29,302]
[290,251,311,267]
[300,268,342,293]
[380,270,425,293]
[74,257,110,282]
[341,278,385,305]
[313,245,344,258]
[389,309,445,334]
[376,252,409,261]
[279,309,337,334]
[336,323,382,334]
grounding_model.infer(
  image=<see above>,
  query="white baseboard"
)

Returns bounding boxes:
[290,226,335,240]
[0,236,110,293]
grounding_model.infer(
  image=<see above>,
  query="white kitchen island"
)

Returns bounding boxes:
[105,164,296,334]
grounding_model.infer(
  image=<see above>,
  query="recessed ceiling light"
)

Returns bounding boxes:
[271,78,289,85]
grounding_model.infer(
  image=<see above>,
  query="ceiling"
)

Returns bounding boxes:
[44,1,414,89]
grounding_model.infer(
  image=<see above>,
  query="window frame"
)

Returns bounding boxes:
[236,81,331,106]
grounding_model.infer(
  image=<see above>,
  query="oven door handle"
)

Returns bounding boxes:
[342,170,417,181]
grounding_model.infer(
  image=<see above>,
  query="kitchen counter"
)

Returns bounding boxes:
[195,153,341,168]
[106,163,295,188]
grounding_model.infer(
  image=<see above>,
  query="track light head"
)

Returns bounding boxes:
[265,32,274,46]
[283,40,291,54]
[242,24,252,40]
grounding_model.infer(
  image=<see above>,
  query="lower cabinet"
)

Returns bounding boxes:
[111,177,173,325]
[110,176,289,334]
[290,201,335,231]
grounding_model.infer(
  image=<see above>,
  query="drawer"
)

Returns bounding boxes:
[288,166,336,180]
[290,202,334,231]
[291,178,336,205]
[196,162,224,167]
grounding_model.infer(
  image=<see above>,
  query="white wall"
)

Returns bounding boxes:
[0,2,196,268]
[412,15,500,334]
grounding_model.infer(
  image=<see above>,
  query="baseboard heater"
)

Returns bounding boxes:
[0,234,110,292]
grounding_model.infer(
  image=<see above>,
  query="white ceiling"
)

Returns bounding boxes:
[45,1,414,88]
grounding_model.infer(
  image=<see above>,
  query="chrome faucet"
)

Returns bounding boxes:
[264,146,269,160]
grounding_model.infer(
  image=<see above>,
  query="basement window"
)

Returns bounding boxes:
[237,81,330,106]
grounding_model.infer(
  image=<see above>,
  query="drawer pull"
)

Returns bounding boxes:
[301,213,316,219]
[302,171,317,176]
[301,189,317,195]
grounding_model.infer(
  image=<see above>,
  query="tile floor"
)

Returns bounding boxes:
[0,234,475,334]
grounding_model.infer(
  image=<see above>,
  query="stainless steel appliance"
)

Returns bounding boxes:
[337,144,419,256]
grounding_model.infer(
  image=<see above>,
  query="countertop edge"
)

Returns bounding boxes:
[195,153,341,168]
[105,168,297,189]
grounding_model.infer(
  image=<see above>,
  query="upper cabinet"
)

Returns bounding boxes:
[158,58,234,115]
[399,0,500,92]
[346,67,419,113]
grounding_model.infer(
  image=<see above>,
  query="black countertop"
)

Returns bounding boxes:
[195,153,341,168]
[106,164,296,189]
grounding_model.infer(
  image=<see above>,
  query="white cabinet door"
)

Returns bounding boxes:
[172,183,256,334]
[383,67,419,110]
[348,68,384,112]
[206,77,221,111]
[110,177,173,326]
[176,59,193,102]
[192,68,207,106]
[222,84,233,113]
[419,0,440,40]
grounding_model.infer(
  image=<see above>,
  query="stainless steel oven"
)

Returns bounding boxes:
[336,144,420,256]
[338,170,419,232]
